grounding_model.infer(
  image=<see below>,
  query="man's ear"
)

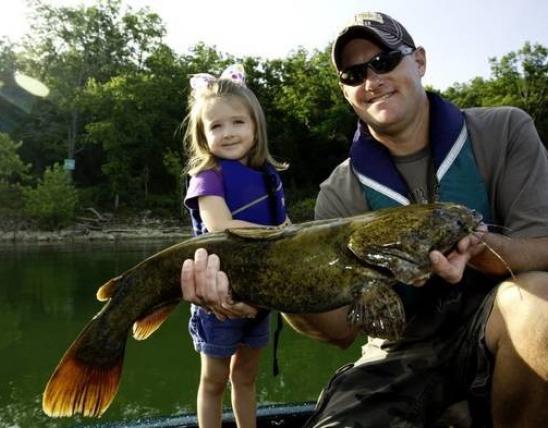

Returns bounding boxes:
[413,47,427,77]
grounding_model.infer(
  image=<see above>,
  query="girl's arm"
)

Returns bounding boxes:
[198,195,270,232]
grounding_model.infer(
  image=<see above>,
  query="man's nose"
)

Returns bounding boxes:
[363,68,383,90]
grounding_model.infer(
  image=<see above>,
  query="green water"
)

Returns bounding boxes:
[0,240,362,428]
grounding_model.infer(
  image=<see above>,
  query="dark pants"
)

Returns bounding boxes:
[304,269,498,428]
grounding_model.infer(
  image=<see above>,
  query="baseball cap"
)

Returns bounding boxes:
[332,12,416,71]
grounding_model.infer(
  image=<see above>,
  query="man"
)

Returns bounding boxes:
[181,11,548,427]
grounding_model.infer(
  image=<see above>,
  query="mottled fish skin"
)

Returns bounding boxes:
[348,203,483,284]
[42,203,482,418]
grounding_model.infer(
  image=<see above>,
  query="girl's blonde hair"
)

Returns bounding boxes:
[183,78,288,176]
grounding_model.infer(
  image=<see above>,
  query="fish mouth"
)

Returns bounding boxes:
[471,209,483,228]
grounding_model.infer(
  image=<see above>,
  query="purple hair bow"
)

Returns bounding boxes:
[189,64,246,97]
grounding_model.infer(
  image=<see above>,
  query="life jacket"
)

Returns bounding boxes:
[350,92,491,222]
[189,159,286,236]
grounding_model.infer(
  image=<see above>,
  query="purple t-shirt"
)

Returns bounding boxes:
[184,169,224,211]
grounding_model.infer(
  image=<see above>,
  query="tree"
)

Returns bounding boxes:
[0,133,31,184]
[489,42,548,143]
[444,42,548,145]
[0,39,27,133]
[261,46,355,189]
[82,44,185,209]
[20,0,166,174]
[23,163,78,229]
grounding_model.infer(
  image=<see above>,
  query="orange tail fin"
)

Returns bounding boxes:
[132,303,177,341]
[42,319,126,417]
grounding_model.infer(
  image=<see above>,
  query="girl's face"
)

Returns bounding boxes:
[201,96,256,164]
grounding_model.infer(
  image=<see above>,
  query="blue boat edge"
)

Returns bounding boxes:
[78,401,316,428]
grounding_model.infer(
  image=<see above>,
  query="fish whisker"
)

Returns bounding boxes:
[477,236,516,282]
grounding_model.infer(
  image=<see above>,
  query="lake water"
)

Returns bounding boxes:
[0,240,363,428]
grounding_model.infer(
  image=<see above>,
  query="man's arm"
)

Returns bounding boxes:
[434,108,548,283]
[472,234,548,275]
[282,308,359,349]
[430,229,548,284]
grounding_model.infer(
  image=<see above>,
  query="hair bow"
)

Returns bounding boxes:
[219,64,246,85]
[189,64,246,97]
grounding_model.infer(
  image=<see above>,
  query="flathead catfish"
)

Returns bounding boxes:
[42,203,482,417]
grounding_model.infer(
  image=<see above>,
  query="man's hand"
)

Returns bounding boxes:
[180,248,259,320]
[429,226,488,284]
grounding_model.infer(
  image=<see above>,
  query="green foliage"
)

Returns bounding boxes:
[0,183,25,213]
[0,133,30,184]
[444,42,548,145]
[287,197,317,223]
[2,0,547,227]
[77,185,111,208]
[23,164,78,230]
[15,0,167,182]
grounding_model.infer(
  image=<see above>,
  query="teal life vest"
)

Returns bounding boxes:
[349,92,491,222]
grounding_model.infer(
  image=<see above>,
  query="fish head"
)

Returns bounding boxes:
[347,203,482,285]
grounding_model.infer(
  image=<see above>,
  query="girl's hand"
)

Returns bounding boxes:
[181,248,259,320]
[429,224,488,284]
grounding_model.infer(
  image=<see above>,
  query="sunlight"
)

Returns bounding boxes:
[0,1,28,42]
[0,0,96,42]
[14,71,50,97]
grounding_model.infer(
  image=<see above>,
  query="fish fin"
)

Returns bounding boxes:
[96,275,122,301]
[348,282,405,341]
[347,237,429,285]
[227,227,285,240]
[132,303,177,341]
[42,317,126,417]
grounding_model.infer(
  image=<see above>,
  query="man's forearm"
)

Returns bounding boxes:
[471,234,548,276]
[282,307,359,349]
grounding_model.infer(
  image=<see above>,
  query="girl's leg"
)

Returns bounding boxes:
[229,345,263,428]
[198,353,231,428]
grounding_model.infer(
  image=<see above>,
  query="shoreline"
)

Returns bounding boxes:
[0,225,191,243]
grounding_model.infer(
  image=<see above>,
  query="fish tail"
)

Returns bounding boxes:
[42,318,126,417]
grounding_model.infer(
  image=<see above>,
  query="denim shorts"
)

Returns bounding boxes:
[188,304,271,358]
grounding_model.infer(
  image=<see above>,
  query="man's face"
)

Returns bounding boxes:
[339,38,426,136]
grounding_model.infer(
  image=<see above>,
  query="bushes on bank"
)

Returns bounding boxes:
[23,164,79,230]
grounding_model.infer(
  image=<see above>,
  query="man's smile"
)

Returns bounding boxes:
[367,91,396,104]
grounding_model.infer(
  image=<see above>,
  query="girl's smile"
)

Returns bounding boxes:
[201,96,256,164]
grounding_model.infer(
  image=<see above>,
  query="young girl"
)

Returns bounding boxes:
[182,64,289,428]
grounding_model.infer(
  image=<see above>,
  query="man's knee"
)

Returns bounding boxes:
[486,271,548,376]
[511,271,548,296]
[494,271,548,320]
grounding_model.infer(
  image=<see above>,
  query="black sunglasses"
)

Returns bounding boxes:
[339,48,415,86]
